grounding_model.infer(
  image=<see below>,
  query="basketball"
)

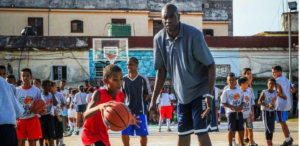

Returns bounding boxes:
[30,98,46,114]
[103,102,131,131]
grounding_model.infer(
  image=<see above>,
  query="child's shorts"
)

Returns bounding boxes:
[68,109,76,118]
[40,114,55,139]
[220,106,225,114]
[76,105,87,113]
[227,112,244,131]
[62,109,68,116]
[243,117,253,129]
[276,111,288,123]
[53,116,63,139]
[16,116,43,140]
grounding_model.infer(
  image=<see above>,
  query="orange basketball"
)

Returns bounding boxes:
[103,102,131,131]
[30,98,46,114]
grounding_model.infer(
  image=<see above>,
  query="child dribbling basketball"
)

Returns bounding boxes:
[81,64,140,146]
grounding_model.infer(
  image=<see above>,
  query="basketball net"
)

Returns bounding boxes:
[106,55,118,65]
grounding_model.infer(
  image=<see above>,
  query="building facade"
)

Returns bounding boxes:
[0,0,232,36]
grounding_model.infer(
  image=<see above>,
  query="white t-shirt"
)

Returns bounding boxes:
[86,93,93,103]
[276,76,293,111]
[242,89,255,118]
[99,85,106,89]
[168,93,176,100]
[41,93,54,115]
[214,87,221,101]
[156,93,172,106]
[67,95,77,109]
[16,86,42,119]
[74,92,87,105]
[221,88,245,116]
[261,90,277,111]
[54,92,67,115]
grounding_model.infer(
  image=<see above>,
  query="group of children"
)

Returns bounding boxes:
[218,66,295,146]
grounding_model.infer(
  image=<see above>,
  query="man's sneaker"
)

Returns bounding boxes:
[244,138,249,145]
[158,128,161,132]
[167,129,172,132]
[232,140,237,146]
[281,139,293,146]
[75,131,79,135]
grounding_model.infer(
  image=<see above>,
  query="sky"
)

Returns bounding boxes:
[233,0,299,36]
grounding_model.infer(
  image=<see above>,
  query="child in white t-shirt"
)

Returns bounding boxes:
[156,88,172,132]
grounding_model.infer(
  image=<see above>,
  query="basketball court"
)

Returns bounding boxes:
[59,121,298,146]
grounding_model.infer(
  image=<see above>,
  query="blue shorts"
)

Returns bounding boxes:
[276,111,288,123]
[177,96,207,136]
[227,112,244,131]
[262,111,275,133]
[220,106,225,114]
[76,105,87,113]
[62,109,68,116]
[121,114,148,136]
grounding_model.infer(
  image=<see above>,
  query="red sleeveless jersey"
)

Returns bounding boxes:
[81,89,124,146]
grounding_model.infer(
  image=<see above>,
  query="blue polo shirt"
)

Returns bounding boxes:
[154,22,214,104]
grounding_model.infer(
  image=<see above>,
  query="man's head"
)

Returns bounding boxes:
[60,79,66,88]
[238,77,249,90]
[272,65,282,78]
[0,65,6,79]
[227,72,236,87]
[6,74,16,85]
[267,78,276,90]
[42,80,51,92]
[51,81,57,93]
[85,80,89,86]
[32,78,41,89]
[161,4,180,33]
[78,85,84,92]
[71,89,77,95]
[127,57,139,73]
[21,68,32,85]
[103,64,123,94]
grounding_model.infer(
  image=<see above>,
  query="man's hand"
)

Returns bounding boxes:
[269,104,275,109]
[38,109,47,115]
[251,114,254,121]
[201,97,212,119]
[148,100,159,122]
[58,116,62,122]
[248,74,253,83]
[130,114,142,128]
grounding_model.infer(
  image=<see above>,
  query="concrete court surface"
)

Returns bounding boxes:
[31,121,299,146]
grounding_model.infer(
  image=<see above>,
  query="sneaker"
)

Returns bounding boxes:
[167,128,172,132]
[232,140,237,146]
[62,144,66,146]
[229,144,233,146]
[158,128,161,132]
[281,140,293,146]
[75,131,79,135]
[244,138,249,145]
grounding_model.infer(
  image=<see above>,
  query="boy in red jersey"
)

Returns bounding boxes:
[82,64,140,146]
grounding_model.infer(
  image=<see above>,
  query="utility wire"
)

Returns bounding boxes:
[269,0,282,31]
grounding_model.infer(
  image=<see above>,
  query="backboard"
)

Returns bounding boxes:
[93,38,128,64]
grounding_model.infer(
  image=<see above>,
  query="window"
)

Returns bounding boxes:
[52,66,67,80]
[216,64,230,77]
[28,18,43,35]
[153,21,164,36]
[112,19,126,24]
[71,20,83,33]
[203,29,214,36]
[95,66,105,78]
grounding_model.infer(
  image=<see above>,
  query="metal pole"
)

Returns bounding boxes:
[288,12,292,83]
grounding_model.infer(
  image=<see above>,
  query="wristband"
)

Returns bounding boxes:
[204,94,214,99]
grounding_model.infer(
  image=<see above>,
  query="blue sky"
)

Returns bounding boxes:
[233,0,298,36]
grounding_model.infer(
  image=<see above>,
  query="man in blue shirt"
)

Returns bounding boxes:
[149,4,216,146]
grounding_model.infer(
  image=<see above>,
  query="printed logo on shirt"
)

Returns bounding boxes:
[244,96,249,102]
[243,96,250,111]
[19,96,33,104]
[229,94,241,106]
[63,93,66,97]
[268,97,277,103]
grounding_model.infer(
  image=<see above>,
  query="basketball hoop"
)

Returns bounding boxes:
[106,55,118,65]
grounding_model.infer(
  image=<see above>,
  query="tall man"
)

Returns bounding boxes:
[121,57,151,146]
[149,4,216,146]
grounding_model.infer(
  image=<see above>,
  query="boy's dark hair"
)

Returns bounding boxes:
[268,78,276,84]
[33,78,41,83]
[238,77,248,86]
[129,57,139,64]
[242,68,251,75]
[71,89,77,95]
[78,85,84,92]
[21,68,32,76]
[88,87,95,92]
[227,72,235,78]
[103,64,122,79]
[0,65,6,70]
[272,65,282,72]
[85,80,88,82]
[41,80,51,87]
[50,81,56,87]
[60,79,66,83]
[6,74,16,80]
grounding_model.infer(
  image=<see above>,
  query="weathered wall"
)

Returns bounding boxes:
[202,23,228,36]
[282,12,298,31]
[0,0,202,12]
[202,0,233,36]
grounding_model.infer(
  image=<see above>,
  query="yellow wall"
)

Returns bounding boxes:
[180,14,203,31]
[0,9,149,36]
[148,20,153,36]
[203,23,229,36]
